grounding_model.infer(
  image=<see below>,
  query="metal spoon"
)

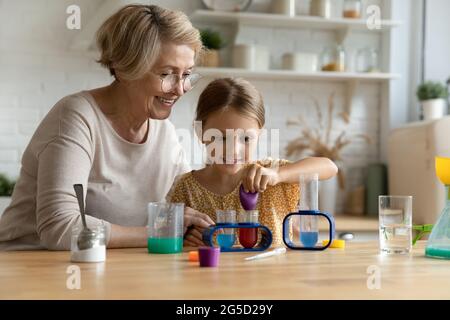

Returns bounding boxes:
[73,184,101,250]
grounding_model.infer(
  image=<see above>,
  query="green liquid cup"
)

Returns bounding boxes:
[147,202,184,254]
[147,237,183,254]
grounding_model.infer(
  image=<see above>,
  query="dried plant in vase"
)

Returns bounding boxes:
[285,92,371,189]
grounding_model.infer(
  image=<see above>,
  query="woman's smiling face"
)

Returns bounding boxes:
[125,43,195,120]
[202,108,261,175]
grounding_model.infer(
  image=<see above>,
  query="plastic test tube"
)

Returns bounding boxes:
[215,210,236,249]
[299,173,319,248]
[238,210,259,249]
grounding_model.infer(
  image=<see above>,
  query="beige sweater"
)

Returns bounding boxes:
[0,91,190,250]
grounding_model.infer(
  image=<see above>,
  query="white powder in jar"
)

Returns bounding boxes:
[71,245,106,262]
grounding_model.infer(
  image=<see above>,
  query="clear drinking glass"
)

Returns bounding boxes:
[216,210,237,249]
[378,196,412,254]
[147,202,184,254]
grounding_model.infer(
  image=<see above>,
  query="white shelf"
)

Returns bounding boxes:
[191,10,401,32]
[196,67,400,82]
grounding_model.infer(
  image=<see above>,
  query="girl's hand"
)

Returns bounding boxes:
[183,207,215,233]
[242,163,279,193]
[183,207,214,247]
[183,226,206,247]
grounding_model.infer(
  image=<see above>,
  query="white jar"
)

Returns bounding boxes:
[70,225,106,263]
[232,44,270,70]
[271,0,296,17]
[254,45,270,70]
[282,52,318,72]
[310,0,332,18]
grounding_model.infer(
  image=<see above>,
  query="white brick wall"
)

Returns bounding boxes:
[0,0,385,213]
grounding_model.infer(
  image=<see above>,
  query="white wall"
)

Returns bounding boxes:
[379,0,423,161]
[424,0,450,84]
[0,0,414,214]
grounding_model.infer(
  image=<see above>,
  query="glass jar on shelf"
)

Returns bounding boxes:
[343,0,362,19]
[356,47,379,73]
[320,45,346,72]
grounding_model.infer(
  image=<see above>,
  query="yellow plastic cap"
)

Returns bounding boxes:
[322,239,345,249]
[435,156,450,185]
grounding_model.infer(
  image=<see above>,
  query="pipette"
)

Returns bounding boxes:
[244,247,286,261]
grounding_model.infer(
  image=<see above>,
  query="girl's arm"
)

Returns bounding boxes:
[243,157,338,193]
[276,157,338,184]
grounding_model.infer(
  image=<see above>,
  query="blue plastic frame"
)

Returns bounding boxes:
[202,223,273,252]
[282,210,336,251]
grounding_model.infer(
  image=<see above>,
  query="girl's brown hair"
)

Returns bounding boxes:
[96,4,202,81]
[195,78,265,128]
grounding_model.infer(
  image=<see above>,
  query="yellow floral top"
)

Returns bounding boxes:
[167,158,300,245]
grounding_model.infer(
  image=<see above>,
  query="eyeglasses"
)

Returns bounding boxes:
[153,72,202,94]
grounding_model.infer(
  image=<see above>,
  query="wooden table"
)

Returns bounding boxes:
[0,241,449,299]
[330,215,378,231]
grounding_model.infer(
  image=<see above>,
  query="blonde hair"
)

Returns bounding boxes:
[96,4,202,81]
[196,78,265,128]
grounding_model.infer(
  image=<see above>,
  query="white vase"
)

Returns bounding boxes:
[422,98,447,120]
[271,0,296,16]
[310,0,332,18]
[319,176,338,215]
[0,196,12,218]
[282,52,318,72]
[232,44,270,71]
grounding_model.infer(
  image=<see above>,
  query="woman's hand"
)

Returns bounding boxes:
[183,207,214,247]
[242,163,279,193]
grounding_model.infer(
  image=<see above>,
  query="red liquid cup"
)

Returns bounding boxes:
[239,227,258,249]
[238,210,259,249]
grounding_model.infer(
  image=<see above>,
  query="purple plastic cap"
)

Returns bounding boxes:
[239,184,259,211]
[198,247,220,267]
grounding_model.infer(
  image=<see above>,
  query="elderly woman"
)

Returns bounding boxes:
[0,4,214,250]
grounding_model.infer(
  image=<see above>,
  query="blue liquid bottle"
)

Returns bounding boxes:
[215,210,236,249]
[299,173,319,248]
[217,233,236,248]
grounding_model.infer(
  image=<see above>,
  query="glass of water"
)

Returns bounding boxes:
[378,196,412,254]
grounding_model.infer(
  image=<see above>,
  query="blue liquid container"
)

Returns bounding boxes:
[425,157,450,259]
[425,186,450,259]
[300,231,319,248]
[298,173,319,248]
[217,233,235,249]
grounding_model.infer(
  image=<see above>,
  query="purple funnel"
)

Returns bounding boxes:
[239,184,259,210]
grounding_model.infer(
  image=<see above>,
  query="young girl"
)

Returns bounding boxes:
[168,78,338,246]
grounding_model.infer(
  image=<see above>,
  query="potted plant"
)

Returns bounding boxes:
[416,81,448,120]
[0,174,15,215]
[285,92,371,215]
[199,29,225,68]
